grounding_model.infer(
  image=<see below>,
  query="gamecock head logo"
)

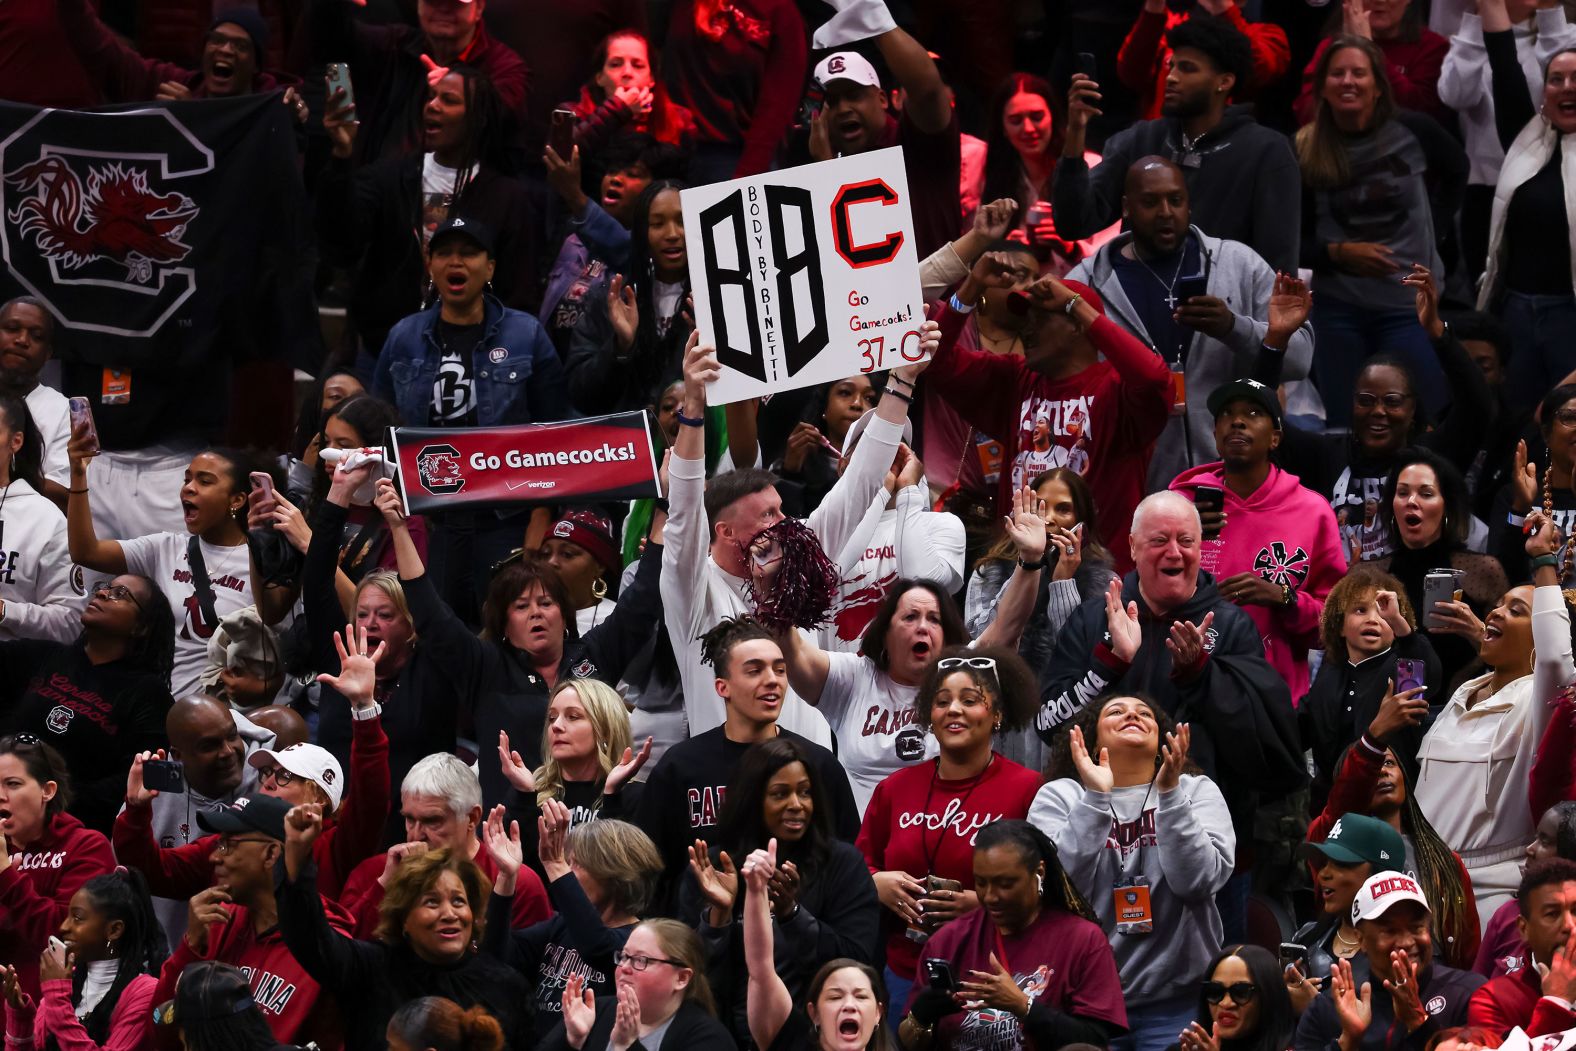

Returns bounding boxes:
[0,106,214,337]
[416,444,466,495]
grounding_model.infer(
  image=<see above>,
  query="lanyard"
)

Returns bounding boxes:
[919,754,994,875]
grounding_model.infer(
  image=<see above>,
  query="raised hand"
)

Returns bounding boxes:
[605,737,653,796]
[373,478,407,526]
[1066,73,1103,137]
[1330,959,1373,1042]
[1070,725,1114,793]
[323,80,359,159]
[126,748,168,809]
[316,623,386,710]
[1343,0,1372,37]
[1004,486,1049,566]
[892,319,940,384]
[1369,679,1428,740]
[0,966,25,1010]
[1167,611,1215,670]
[539,797,573,878]
[1178,1021,1221,1051]
[1267,272,1312,345]
[378,841,429,888]
[1513,439,1539,514]
[419,53,450,88]
[269,492,313,554]
[689,839,739,920]
[609,979,641,1051]
[562,974,597,1050]
[1104,579,1142,662]
[38,939,73,983]
[1157,723,1191,791]
[609,274,640,352]
[972,198,1019,240]
[767,860,803,920]
[1385,949,1427,1031]
[682,332,720,407]
[808,106,833,162]
[497,730,538,794]
[1401,263,1443,339]
[1526,507,1564,559]
[483,805,523,893]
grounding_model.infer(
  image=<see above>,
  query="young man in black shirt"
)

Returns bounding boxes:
[636,616,858,915]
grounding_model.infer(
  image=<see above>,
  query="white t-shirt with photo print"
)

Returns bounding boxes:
[120,533,253,698]
[818,650,937,816]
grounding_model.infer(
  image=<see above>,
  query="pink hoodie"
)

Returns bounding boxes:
[1170,462,1347,702]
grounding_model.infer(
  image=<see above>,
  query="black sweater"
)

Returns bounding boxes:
[0,639,171,834]
[540,998,735,1051]
[277,862,534,1050]
[483,870,635,1043]
[1299,632,1440,786]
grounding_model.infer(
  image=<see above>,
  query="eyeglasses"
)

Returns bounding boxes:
[1202,981,1258,1005]
[614,950,685,972]
[256,765,303,787]
[1353,392,1411,410]
[938,657,997,671]
[214,836,274,855]
[91,581,145,613]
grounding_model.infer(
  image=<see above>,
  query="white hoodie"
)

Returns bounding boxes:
[0,478,85,643]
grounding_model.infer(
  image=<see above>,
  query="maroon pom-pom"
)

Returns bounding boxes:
[743,518,841,634]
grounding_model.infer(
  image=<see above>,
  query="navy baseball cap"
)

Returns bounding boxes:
[430,217,496,256]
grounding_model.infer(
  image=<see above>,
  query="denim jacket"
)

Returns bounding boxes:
[372,294,572,427]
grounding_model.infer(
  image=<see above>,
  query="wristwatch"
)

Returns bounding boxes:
[350,702,383,721]
[1280,584,1296,607]
[1017,554,1048,572]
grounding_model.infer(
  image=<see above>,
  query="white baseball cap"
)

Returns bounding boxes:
[1351,871,1431,924]
[249,743,344,811]
[814,52,882,90]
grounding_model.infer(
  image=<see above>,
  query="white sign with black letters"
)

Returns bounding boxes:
[682,147,926,405]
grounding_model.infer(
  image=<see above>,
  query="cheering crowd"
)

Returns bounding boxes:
[8,0,1576,1048]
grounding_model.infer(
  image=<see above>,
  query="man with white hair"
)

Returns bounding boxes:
[336,752,550,934]
[1035,489,1303,854]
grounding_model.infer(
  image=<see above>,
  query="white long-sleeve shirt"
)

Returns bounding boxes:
[1439,10,1576,185]
[660,413,906,744]
[1415,585,1574,861]
[0,479,85,643]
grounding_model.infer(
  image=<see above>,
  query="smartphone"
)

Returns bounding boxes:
[67,396,99,454]
[1194,485,1225,538]
[325,62,355,114]
[926,875,963,895]
[923,958,958,993]
[248,471,275,499]
[1077,51,1099,81]
[1279,942,1307,970]
[1422,570,1464,631]
[47,936,67,955]
[142,759,186,795]
[550,108,576,161]
[1395,657,1425,695]
[1175,273,1209,305]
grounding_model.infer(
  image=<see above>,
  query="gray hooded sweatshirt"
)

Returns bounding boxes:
[1065,227,1314,491]
[1029,773,1235,1007]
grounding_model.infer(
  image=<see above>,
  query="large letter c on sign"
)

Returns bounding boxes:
[831,179,904,269]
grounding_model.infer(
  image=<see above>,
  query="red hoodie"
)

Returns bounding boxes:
[338,835,551,938]
[0,813,116,995]
[112,714,391,901]
[1170,461,1346,702]
[924,300,1172,573]
[1468,963,1576,1036]
[1294,32,1450,125]
[151,898,355,1051]
[1118,6,1290,121]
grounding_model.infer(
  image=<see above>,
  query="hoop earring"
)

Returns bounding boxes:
[591,577,608,601]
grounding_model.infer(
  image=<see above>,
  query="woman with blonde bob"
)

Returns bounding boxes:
[497,677,651,879]
[277,804,534,1049]
[544,917,734,1051]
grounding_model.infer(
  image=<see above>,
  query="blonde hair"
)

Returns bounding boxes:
[356,570,417,642]
[565,819,662,915]
[637,919,715,1015]
[534,679,633,808]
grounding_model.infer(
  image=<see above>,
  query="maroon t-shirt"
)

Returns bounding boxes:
[912,907,1128,1051]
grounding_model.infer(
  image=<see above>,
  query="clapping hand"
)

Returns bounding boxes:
[482,805,524,893]
[497,730,538,793]
[1156,723,1190,792]
[1103,578,1142,662]
[1166,612,1215,672]
[1069,725,1114,792]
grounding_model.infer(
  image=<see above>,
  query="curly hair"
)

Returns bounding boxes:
[698,616,778,674]
[1044,693,1202,782]
[376,848,490,946]
[913,645,1039,735]
[1320,566,1416,659]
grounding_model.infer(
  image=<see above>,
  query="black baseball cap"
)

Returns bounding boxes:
[429,216,495,256]
[1207,377,1282,429]
[152,961,256,1026]
[195,793,289,840]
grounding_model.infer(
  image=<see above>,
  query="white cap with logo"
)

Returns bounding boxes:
[1351,871,1431,924]
[249,743,344,811]
[814,52,882,90]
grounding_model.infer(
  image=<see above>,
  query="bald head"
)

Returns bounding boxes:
[246,705,309,750]
[1123,157,1190,258]
[166,695,247,798]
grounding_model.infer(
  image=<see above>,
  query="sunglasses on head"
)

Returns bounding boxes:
[938,656,997,671]
[1202,981,1257,1005]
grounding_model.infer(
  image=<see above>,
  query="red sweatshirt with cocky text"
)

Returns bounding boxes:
[0,813,115,995]
[1170,461,1347,702]
[924,300,1173,573]
[152,898,355,1051]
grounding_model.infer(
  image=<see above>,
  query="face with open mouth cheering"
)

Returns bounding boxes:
[505,581,567,665]
[0,746,58,850]
[355,582,416,676]
[1479,586,1534,672]
[885,586,944,687]
[1095,695,1159,757]
[1352,365,1414,456]
[1546,53,1576,135]
[423,72,469,158]
[1340,588,1395,660]
[201,24,258,97]
[427,235,495,314]
[179,451,247,538]
[716,638,787,726]
[1391,463,1445,549]
[1130,497,1201,615]
[811,965,884,1051]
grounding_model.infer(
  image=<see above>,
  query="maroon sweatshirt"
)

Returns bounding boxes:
[0,813,116,996]
[1295,31,1450,124]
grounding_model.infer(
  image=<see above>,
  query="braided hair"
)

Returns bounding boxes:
[54,869,166,1050]
[697,615,776,674]
[973,819,1098,924]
